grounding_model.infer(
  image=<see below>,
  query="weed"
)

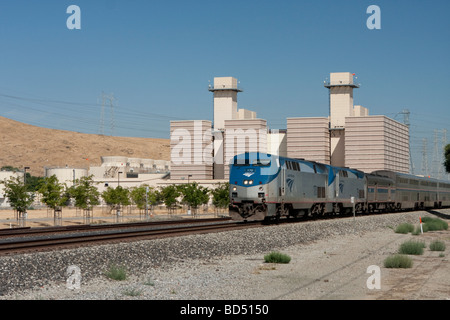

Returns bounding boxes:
[398,240,425,255]
[384,254,413,268]
[104,264,127,281]
[264,251,291,264]
[429,240,446,252]
[395,223,414,234]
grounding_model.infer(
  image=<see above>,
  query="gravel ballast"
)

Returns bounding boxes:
[0,210,448,300]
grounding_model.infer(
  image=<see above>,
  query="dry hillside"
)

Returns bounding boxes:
[0,116,170,177]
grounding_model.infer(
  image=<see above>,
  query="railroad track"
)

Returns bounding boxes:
[0,218,262,255]
[0,217,231,238]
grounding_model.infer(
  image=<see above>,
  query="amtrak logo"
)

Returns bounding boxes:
[243,172,255,177]
[286,178,294,192]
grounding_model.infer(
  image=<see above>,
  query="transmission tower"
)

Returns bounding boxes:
[440,129,448,180]
[421,138,429,177]
[99,92,116,136]
[396,109,414,174]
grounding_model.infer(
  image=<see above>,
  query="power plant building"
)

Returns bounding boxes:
[169,73,410,181]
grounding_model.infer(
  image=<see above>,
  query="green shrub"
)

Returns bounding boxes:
[395,223,415,234]
[422,217,448,231]
[398,240,425,255]
[429,240,446,251]
[264,251,291,264]
[104,264,127,281]
[384,254,413,268]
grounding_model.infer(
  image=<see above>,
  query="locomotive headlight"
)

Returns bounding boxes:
[249,180,254,185]
[259,186,264,191]
[232,186,237,191]
[243,180,248,185]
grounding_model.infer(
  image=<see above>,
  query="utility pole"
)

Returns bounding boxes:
[433,130,440,179]
[397,109,414,174]
[421,138,429,177]
[99,92,116,136]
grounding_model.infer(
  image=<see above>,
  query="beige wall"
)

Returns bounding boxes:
[345,116,409,173]
[287,117,330,164]
[330,129,345,167]
[237,108,256,120]
[267,130,287,157]
[223,119,267,178]
[170,120,213,180]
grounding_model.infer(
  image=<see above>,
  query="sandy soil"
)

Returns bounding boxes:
[1,209,449,300]
[247,226,450,300]
[0,206,215,229]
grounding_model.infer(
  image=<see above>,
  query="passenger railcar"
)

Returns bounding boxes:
[228,152,450,221]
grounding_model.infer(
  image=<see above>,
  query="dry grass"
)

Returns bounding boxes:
[0,116,170,177]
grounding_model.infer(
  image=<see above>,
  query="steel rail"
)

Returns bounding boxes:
[0,217,231,238]
[0,220,261,255]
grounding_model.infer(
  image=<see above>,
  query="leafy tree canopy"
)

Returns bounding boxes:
[38,175,69,210]
[68,175,100,210]
[1,176,34,213]
[445,144,450,173]
[177,182,210,210]
[210,182,230,209]
[102,186,130,213]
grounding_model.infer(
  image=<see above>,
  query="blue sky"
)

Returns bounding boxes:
[0,0,449,175]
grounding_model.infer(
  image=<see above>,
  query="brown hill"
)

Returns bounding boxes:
[0,116,170,177]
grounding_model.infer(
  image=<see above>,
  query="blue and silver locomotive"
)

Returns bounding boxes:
[228,152,450,221]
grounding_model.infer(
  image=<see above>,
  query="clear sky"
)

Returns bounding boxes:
[0,0,449,176]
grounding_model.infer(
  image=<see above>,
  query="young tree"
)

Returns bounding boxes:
[38,175,69,218]
[445,144,450,173]
[130,185,147,211]
[210,182,230,213]
[68,175,100,211]
[2,176,34,220]
[130,185,161,214]
[159,185,180,214]
[101,186,130,214]
[177,182,210,216]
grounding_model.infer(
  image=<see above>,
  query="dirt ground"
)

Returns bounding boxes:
[243,213,450,300]
[0,206,217,229]
[1,208,449,300]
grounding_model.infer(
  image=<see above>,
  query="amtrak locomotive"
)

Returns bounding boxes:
[228,152,450,221]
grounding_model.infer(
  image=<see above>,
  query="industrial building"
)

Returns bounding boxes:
[169,73,410,180]
[288,72,409,173]
[44,157,171,196]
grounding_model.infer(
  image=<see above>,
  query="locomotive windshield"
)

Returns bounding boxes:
[252,159,271,166]
[233,154,271,167]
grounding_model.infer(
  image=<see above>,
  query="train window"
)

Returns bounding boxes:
[234,157,249,166]
[299,163,315,173]
[340,170,348,178]
[293,162,300,171]
[315,164,326,174]
[252,159,271,166]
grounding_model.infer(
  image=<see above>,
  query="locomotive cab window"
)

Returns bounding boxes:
[233,157,249,166]
[252,159,271,166]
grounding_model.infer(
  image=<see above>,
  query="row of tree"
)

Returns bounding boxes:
[1,174,229,218]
